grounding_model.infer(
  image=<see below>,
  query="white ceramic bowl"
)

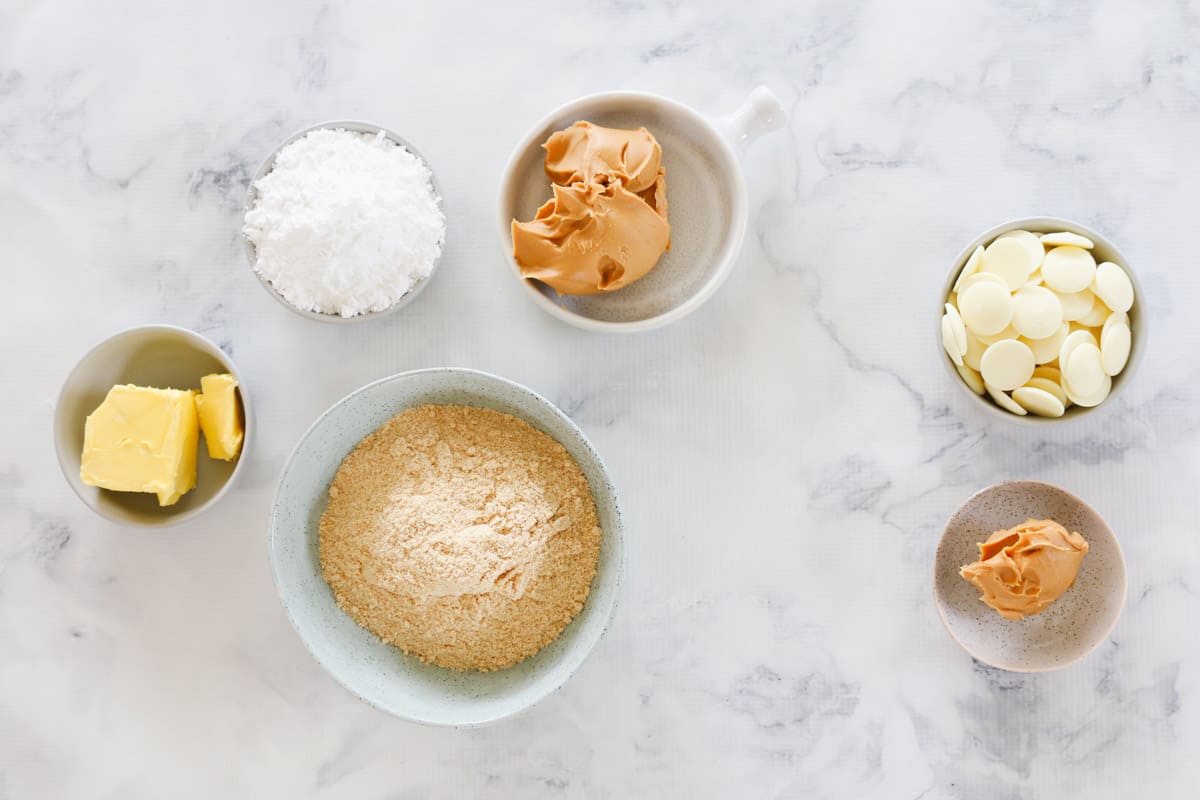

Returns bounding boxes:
[269,368,623,725]
[243,120,445,323]
[53,325,251,527]
[939,217,1145,423]
[934,480,1126,672]
[498,87,784,332]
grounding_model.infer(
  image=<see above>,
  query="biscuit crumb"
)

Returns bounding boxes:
[318,405,601,672]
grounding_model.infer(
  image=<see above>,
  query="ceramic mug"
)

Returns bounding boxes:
[498,86,785,332]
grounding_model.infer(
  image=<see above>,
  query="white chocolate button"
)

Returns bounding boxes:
[977,324,1020,346]
[1011,285,1063,340]
[956,271,1008,296]
[957,363,986,395]
[1055,289,1096,322]
[1059,329,1098,372]
[1013,385,1066,418]
[963,332,987,371]
[952,245,986,293]
[980,338,1035,391]
[997,230,1046,271]
[986,383,1028,415]
[1026,376,1067,406]
[1039,231,1094,249]
[1094,261,1134,313]
[1077,298,1111,328]
[941,314,964,366]
[944,303,967,355]
[1101,321,1131,376]
[1102,310,1128,335]
[1023,322,1068,365]
[1033,365,1061,383]
[1064,367,1111,407]
[1065,343,1106,397]
[982,236,1039,290]
[958,282,1014,336]
[1042,245,1097,293]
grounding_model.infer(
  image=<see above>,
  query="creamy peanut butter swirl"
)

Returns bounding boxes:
[960,518,1089,620]
[512,121,670,295]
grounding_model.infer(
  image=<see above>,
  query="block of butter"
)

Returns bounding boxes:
[195,373,244,461]
[80,385,199,506]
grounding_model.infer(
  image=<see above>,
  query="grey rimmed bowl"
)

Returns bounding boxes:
[269,368,623,726]
[934,480,1126,672]
[939,216,1146,423]
[53,325,251,527]
[243,119,445,323]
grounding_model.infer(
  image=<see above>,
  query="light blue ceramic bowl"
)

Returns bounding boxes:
[269,368,623,726]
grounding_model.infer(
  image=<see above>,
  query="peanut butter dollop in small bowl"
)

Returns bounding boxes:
[934,481,1126,672]
[499,87,784,333]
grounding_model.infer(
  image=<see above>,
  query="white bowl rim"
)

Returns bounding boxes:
[932,479,1128,673]
[497,90,749,334]
[243,119,445,324]
[53,323,253,528]
[268,366,625,726]
[938,216,1147,424]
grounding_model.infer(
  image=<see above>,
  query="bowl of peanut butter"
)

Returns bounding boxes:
[934,481,1127,672]
[498,87,784,332]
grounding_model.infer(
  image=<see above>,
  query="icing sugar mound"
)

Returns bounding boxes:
[244,128,444,317]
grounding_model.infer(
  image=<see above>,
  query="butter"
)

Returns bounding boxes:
[195,373,244,461]
[80,385,199,506]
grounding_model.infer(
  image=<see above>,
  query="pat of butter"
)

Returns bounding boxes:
[80,384,199,506]
[195,373,244,461]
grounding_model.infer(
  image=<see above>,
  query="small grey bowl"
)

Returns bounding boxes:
[269,368,623,726]
[53,325,251,528]
[939,217,1146,423]
[243,120,444,323]
[934,480,1126,672]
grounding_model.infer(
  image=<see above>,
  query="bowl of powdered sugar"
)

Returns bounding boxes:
[269,368,623,725]
[243,120,445,321]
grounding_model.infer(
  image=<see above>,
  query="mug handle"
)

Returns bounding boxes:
[717,86,785,153]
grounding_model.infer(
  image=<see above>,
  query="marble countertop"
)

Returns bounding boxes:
[3,1,1199,797]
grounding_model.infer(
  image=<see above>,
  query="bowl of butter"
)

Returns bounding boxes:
[54,325,250,527]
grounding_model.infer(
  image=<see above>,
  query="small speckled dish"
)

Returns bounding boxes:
[934,480,1126,672]
[53,325,251,527]
[243,120,444,323]
[939,217,1146,423]
[498,87,784,332]
[269,368,623,726]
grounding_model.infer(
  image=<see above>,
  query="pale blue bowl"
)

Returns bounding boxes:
[269,368,623,726]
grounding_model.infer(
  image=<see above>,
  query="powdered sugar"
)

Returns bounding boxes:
[244,127,444,318]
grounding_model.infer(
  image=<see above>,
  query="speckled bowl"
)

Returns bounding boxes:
[934,480,1126,672]
[938,217,1146,423]
[53,325,251,528]
[243,119,444,323]
[269,368,623,725]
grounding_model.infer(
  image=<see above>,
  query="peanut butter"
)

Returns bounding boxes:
[512,121,670,295]
[960,519,1088,620]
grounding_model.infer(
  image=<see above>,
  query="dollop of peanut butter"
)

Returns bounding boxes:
[511,121,670,295]
[959,519,1089,620]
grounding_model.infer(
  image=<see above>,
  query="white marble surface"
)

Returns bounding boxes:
[3,0,1199,796]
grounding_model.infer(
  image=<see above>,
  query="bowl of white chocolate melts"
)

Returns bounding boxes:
[939,217,1144,421]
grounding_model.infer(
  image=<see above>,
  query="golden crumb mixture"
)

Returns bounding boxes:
[318,405,602,672]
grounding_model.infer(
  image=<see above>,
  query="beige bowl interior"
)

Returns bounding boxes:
[54,325,250,527]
